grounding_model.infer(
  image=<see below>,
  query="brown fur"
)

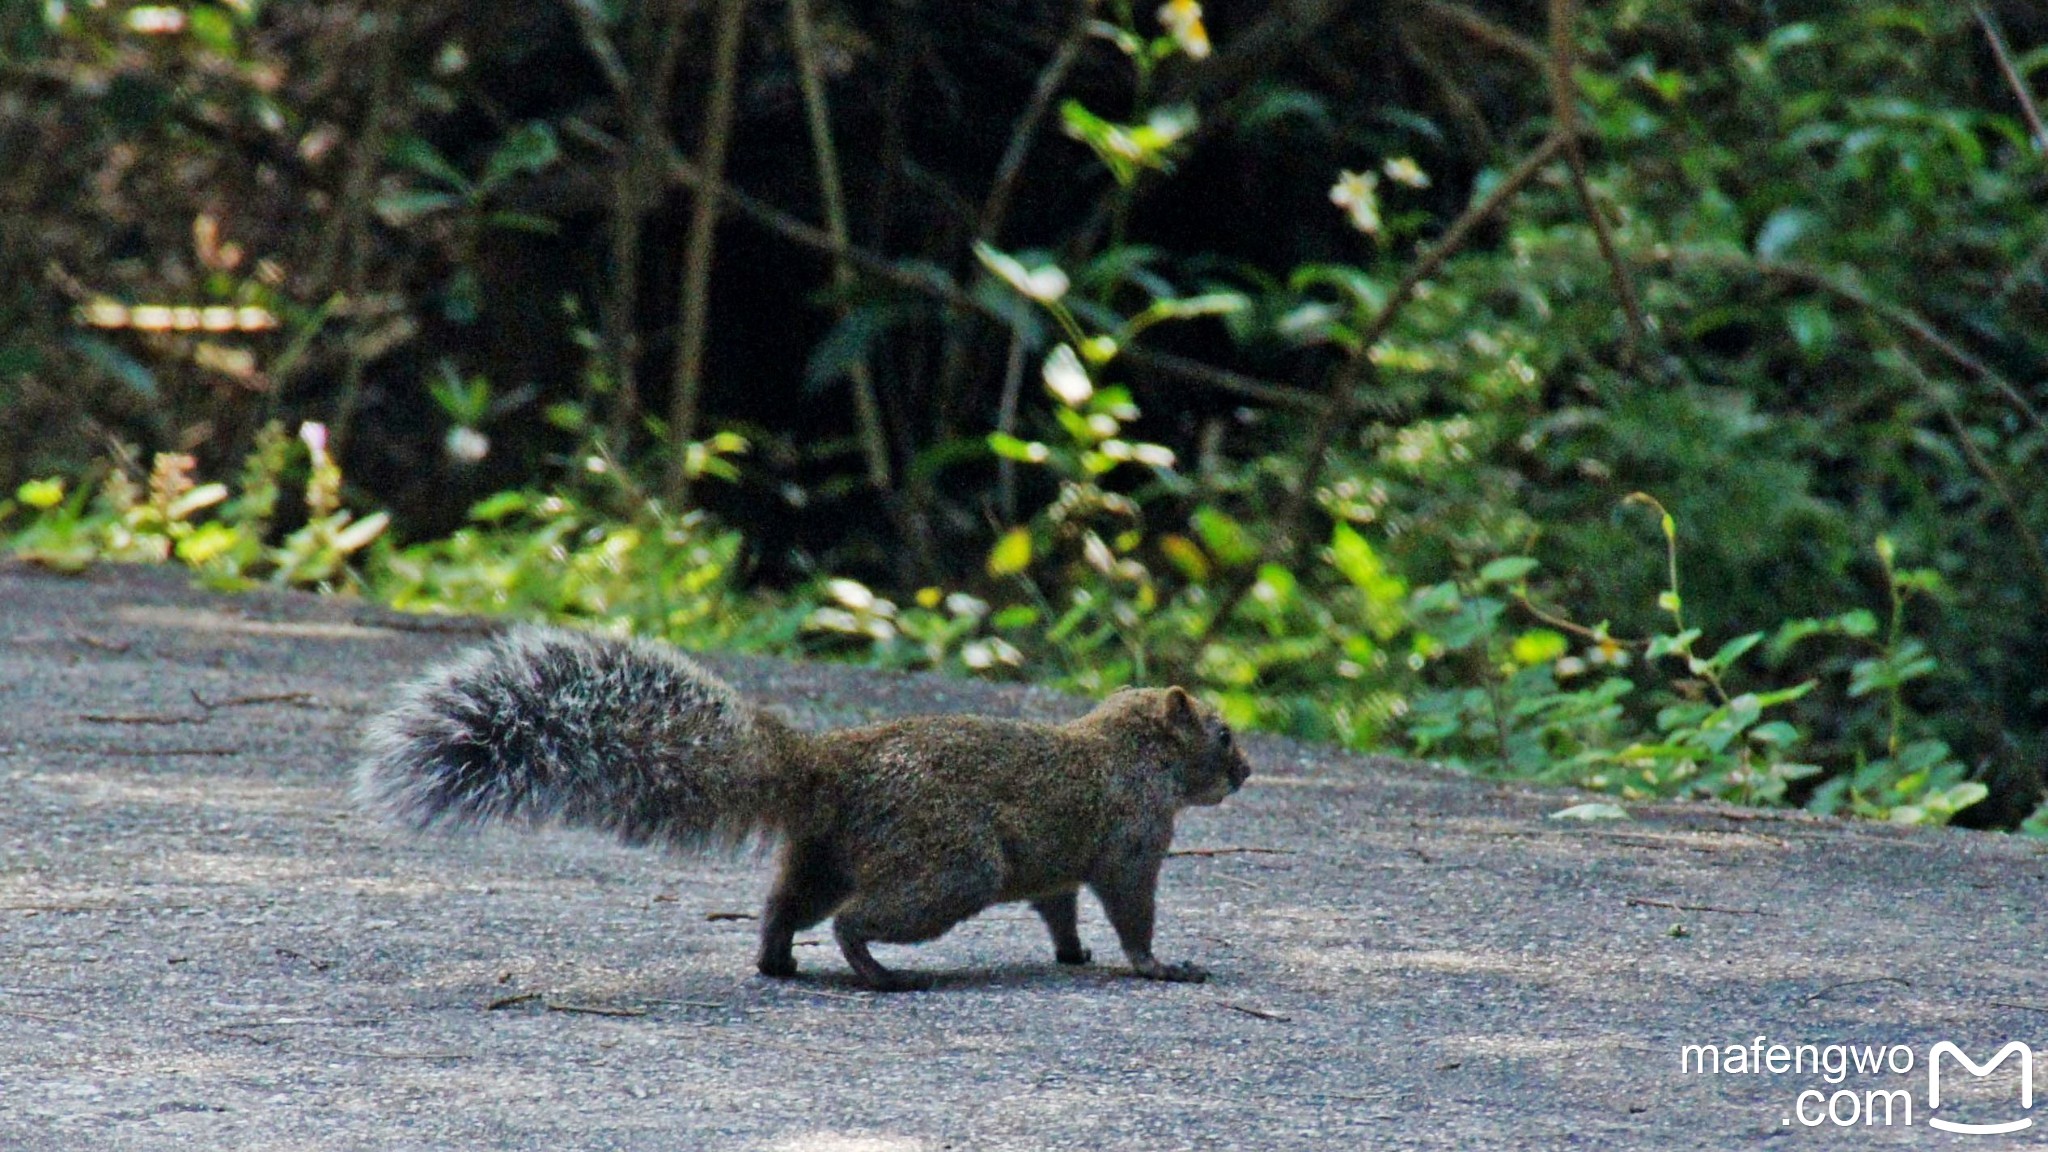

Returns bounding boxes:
[754,688,1252,989]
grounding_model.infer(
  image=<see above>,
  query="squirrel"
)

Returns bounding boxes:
[354,626,1252,991]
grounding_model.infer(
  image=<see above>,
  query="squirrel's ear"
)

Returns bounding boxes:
[1159,686,1197,726]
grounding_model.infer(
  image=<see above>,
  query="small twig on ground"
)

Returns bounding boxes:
[334,1049,473,1061]
[1214,999,1292,1023]
[1990,1000,2048,1015]
[191,689,318,713]
[67,632,132,654]
[1167,846,1295,858]
[81,746,244,758]
[1624,897,1773,916]
[1801,976,1911,1004]
[81,711,207,726]
[273,945,334,972]
[485,992,544,1011]
[705,910,757,921]
[547,1002,650,1018]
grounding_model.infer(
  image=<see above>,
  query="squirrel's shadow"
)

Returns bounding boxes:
[755,961,1150,996]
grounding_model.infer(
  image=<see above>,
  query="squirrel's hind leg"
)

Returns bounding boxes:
[756,838,851,979]
[832,924,936,992]
[1031,891,1092,965]
[830,861,1001,991]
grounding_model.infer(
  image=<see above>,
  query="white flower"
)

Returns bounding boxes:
[1156,0,1212,60]
[1382,156,1431,188]
[944,592,989,619]
[826,577,875,611]
[1042,344,1094,408]
[1330,170,1381,236]
[444,426,490,464]
[298,421,330,464]
[975,243,1070,303]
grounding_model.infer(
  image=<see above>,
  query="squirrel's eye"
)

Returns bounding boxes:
[1219,729,1233,748]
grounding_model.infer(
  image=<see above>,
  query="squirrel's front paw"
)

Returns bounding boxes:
[1056,945,1093,966]
[1131,957,1209,983]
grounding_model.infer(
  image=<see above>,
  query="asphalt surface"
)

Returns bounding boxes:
[1,562,2043,1149]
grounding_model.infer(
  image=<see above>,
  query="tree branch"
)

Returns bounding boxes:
[975,0,1096,249]
[1411,0,1547,70]
[788,0,892,494]
[1548,0,1647,365]
[1972,2,2048,153]
[666,0,749,504]
[1894,351,2048,602]
[557,124,1344,430]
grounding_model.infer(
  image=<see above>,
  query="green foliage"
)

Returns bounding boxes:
[2,422,774,653]
[6,0,2043,834]
[376,489,766,648]
[5,422,386,589]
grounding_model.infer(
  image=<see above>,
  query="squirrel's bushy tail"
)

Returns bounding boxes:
[356,627,802,850]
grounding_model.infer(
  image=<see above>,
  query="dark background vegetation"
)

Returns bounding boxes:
[3,0,2045,827]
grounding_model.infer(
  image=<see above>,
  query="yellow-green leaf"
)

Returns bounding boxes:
[987,527,1033,577]
[1511,629,1569,666]
[17,478,65,509]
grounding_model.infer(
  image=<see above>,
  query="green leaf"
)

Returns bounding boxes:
[468,491,530,522]
[1785,300,1836,357]
[1707,632,1764,671]
[1479,556,1539,586]
[991,605,1039,630]
[805,305,917,394]
[479,122,560,189]
[987,433,1050,464]
[188,5,237,54]
[1191,506,1259,567]
[388,136,470,192]
[374,189,461,227]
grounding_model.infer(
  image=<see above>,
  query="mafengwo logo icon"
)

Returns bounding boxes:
[1928,1041,2032,1135]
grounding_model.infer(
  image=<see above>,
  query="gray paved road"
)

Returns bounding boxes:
[1,563,2042,1149]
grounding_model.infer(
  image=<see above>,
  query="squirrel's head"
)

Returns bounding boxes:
[1106,685,1252,806]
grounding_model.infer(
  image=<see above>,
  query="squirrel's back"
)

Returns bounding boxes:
[355,627,803,849]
